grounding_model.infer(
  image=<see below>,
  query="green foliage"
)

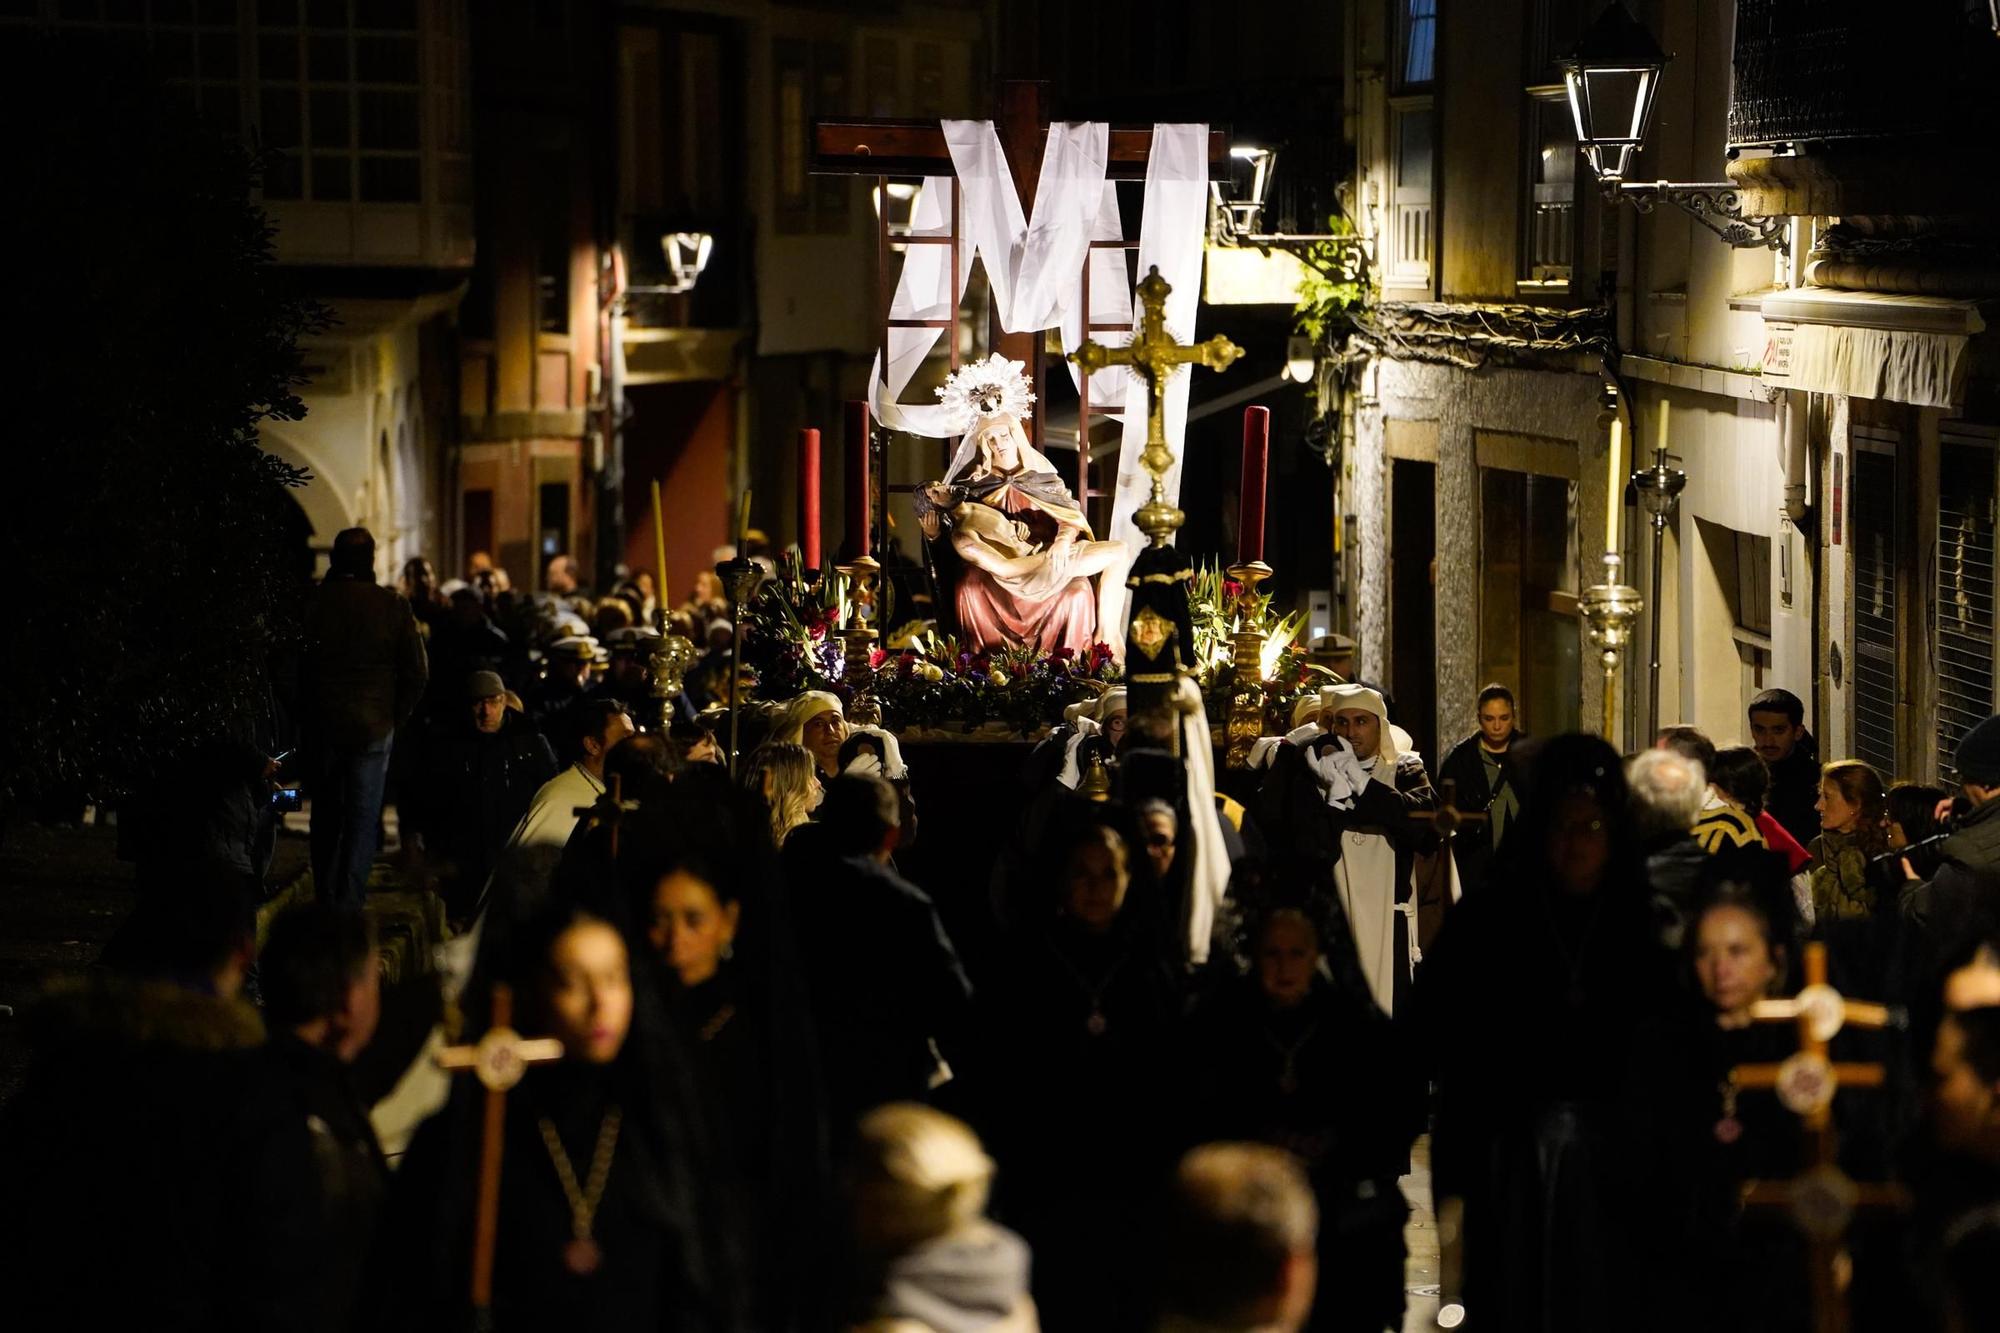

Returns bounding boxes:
[1293,214,1372,348]
[0,34,327,801]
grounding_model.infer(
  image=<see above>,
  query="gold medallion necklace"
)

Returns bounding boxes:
[537,1105,623,1276]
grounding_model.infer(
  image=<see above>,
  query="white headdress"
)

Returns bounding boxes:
[935,353,1035,433]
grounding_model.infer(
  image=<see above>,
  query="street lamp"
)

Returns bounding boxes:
[1562,3,1788,252]
[1210,145,1275,238]
[1558,0,1665,182]
[661,231,714,295]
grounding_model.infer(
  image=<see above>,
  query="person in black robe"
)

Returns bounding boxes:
[374,899,731,1333]
[1650,865,1812,1333]
[782,772,974,1136]
[1415,732,1682,1332]
[976,810,1185,1331]
[1186,895,1420,1333]
[624,781,831,1333]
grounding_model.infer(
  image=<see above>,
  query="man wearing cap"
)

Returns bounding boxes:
[420,669,558,919]
[1906,714,2000,970]
[526,634,602,760]
[587,625,660,712]
[1317,683,1440,1017]
[302,527,428,908]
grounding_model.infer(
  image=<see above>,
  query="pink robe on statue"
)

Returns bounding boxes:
[957,567,1097,657]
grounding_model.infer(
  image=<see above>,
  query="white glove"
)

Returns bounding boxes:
[1326,735,1373,794]
[1307,746,1357,809]
[846,724,909,781]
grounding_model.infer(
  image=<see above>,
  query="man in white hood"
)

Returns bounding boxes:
[1313,683,1440,1017]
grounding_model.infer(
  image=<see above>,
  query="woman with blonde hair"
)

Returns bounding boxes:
[741,742,821,847]
[1809,759,1890,922]
[848,1103,1037,1333]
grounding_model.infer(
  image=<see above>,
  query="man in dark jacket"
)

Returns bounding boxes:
[784,772,972,1133]
[1628,746,1711,950]
[260,904,388,1333]
[1906,714,2000,972]
[1748,688,1820,850]
[0,874,318,1330]
[303,527,428,907]
[1437,683,1527,899]
[421,669,558,918]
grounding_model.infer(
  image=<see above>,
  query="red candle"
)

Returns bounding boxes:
[798,427,822,571]
[1238,405,1270,565]
[845,399,871,559]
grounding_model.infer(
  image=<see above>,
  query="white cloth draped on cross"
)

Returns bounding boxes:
[867,119,1210,627]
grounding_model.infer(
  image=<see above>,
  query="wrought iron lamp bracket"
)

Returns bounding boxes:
[1606,180,1788,254]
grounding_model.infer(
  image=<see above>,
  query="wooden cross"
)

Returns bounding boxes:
[1071,266,1244,546]
[434,983,566,1317]
[573,773,641,858]
[1729,942,1907,1333]
[1413,778,1489,841]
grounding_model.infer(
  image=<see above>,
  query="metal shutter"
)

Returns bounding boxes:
[1850,431,1899,777]
[1937,428,1998,783]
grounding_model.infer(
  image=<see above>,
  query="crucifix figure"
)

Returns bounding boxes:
[1728,942,1907,1333]
[1069,268,1242,735]
[1072,266,1245,549]
[434,983,566,1319]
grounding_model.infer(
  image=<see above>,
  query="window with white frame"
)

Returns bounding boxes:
[1521,90,1576,285]
[1386,101,1434,290]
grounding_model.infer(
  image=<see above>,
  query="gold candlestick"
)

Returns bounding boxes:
[836,553,882,684]
[1224,560,1274,769]
[1579,552,1643,742]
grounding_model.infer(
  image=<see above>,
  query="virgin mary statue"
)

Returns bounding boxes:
[914,356,1128,656]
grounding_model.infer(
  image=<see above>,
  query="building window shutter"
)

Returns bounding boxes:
[1849,431,1899,778]
[1936,427,1998,782]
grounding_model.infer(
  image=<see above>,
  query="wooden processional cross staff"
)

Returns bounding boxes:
[434,983,566,1323]
[1729,941,1908,1333]
[436,774,642,1318]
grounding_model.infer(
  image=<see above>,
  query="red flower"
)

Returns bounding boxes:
[1089,642,1115,670]
[869,648,887,669]
[1224,580,1243,598]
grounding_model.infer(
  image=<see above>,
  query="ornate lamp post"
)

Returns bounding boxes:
[1562,4,1789,252]
[1632,436,1687,737]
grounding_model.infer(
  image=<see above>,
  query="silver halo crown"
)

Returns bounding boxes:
[934,354,1036,433]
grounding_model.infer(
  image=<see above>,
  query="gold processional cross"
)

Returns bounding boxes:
[1728,941,1907,1333]
[434,983,567,1319]
[1071,265,1243,548]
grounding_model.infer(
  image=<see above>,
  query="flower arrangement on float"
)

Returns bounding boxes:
[736,559,1122,735]
[1186,561,1338,733]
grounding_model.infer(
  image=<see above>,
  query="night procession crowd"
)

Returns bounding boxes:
[8,524,2000,1333]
